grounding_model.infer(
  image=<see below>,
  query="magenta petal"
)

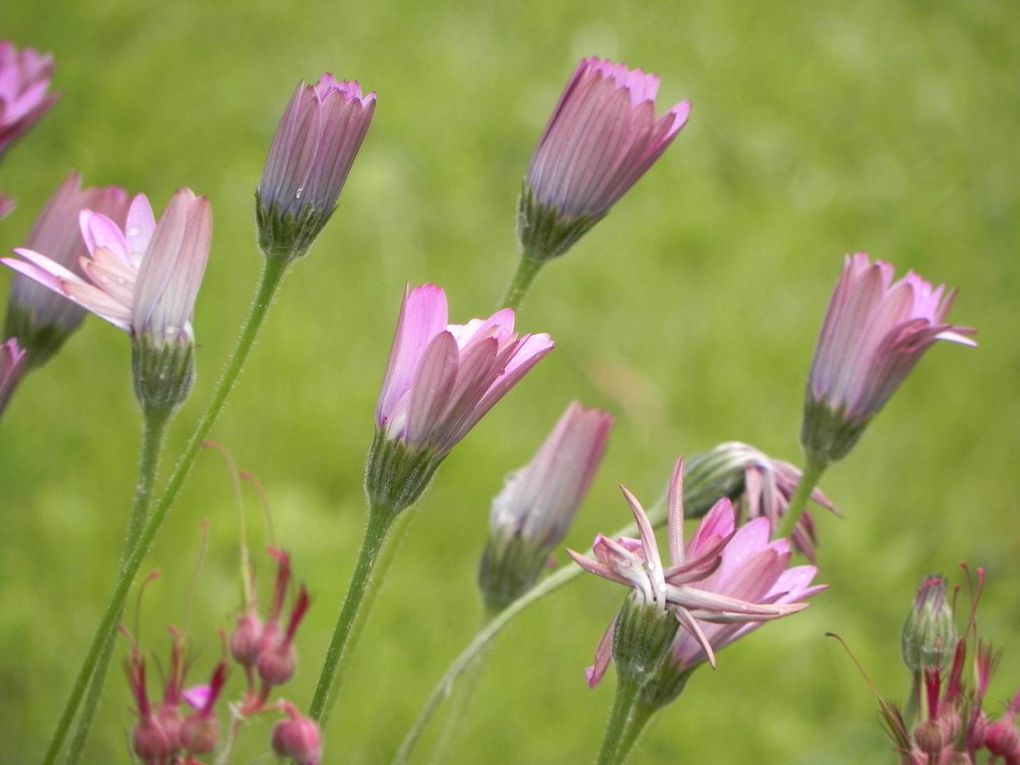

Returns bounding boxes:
[405,331,458,447]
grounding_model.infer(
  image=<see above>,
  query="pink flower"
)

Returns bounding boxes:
[4,173,130,366]
[803,253,976,464]
[489,401,613,550]
[0,337,27,415]
[257,74,376,259]
[0,41,59,158]
[4,188,211,345]
[375,285,554,458]
[570,459,821,687]
[519,58,690,258]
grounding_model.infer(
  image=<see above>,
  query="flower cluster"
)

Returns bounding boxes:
[570,459,823,691]
[883,569,1020,765]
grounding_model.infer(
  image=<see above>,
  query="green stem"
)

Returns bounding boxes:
[500,252,544,310]
[426,614,494,765]
[613,701,656,765]
[775,455,827,540]
[905,670,922,725]
[42,256,289,765]
[308,503,399,725]
[391,501,664,765]
[65,410,168,764]
[596,678,642,765]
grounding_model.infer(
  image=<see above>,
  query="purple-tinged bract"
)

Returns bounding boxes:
[0,41,59,159]
[802,253,976,465]
[519,57,690,259]
[257,74,376,262]
[367,284,554,514]
[479,401,613,611]
[4,173,130,367]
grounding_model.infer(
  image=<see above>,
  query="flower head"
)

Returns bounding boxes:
[0,41,59,158]
[519,57,690,259]
[0,338,27,417]
[367,285,554,513]
[257,74,375,261]
[4,173,130,367]
[4,188,212,414]
[683,441,838,562]
[802,253,976,465]
[570,459,822,688]
[479,401,613,611]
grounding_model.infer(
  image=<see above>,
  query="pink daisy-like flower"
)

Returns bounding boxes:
[802,253,976,464]
[570,459,822,687]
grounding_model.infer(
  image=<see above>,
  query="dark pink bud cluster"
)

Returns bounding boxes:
[123,628,228,765]
[882,567,1020,765]
[229,548,311,710]
[272,702,322,765]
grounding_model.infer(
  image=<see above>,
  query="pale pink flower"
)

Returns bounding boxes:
[0,337,27,415]
[375,284,554,458]
[4,173,130,366]
[0,41,59,158]
[4,188,211,346]
[489,401,613,550]
[519,57,689,258]
[803,253,976,463]
[570,459,819,687]
[257,74,375,259]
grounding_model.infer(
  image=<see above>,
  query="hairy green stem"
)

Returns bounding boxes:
[776,455,827,540]
[65,410,168,763]
[500,252,544,310]
[596,678,642,765]
[613,701,656,765]
[42,256,289,764]
[309,503,400,725]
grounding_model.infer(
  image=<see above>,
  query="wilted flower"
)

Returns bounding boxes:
[256,74,376,262]
[802,253,976,466]
[570,459,819,690]
[682,441,837,561]
[367,284,554,514]
[4,188,212,415]
[0,40,59,158]
[518,57,690,260]
[478,401,613,611]
[0,337,27,417]
[4,173,130,367]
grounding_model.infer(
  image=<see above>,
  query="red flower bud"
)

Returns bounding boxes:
[180,713,219,755]
[272,707,321,765]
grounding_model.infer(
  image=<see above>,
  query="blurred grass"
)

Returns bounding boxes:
[1,0,1018,762]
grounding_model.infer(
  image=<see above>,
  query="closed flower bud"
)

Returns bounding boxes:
[257,635,296,687]
[914,719,945,756]
[257,74,375,263]
[133,717,174,763]
[180,713,218,755]
[272,705,322,765]
[902,576,956,673]
[229,611,263,668]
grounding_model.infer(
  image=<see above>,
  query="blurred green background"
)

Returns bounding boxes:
[2,0,1018,762]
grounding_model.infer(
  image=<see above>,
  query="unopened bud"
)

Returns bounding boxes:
[272,708,321,765]
[155,704,183,751]
[180,713,219,755]
[230,612,263,668]
[133,717,174,763]
[257,637,296,687]
[914,719,945,757]
[985,717,1020,757]
[902,575,956,673]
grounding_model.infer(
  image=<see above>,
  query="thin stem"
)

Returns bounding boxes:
[905,670,922,725]
[776,455,827,540]
[308,504,398,725]
[500,252,544,310]
[42,257,289,765]
[426,613,494,765]
[391,501,663,765]
[65,410,168,764]
[596,678,641,765]
[613,701,656,765]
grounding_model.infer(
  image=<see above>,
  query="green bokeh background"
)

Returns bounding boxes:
[2,1,1018,762]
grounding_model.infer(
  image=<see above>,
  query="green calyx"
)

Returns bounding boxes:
[364,430,443,519]
[255,189,335,265]
[131,335,195,418]
[800,397,868,466]
[477,535,551,614]
[516,183,601,262]
[612,595,681,689]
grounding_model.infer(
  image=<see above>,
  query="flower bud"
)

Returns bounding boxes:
[914,718,944,757]
[133,717,174,763]
[180,713,219,755]
[901,576,956,673]
[155,704,183,751]
[257,75,375,263]
[229,611,263,668]
[985,717,1020,757]
[257,636,296,687]
[272,706,322,765]
[0,41,59,159]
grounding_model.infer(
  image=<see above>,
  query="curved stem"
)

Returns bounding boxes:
[596,678,641,765]
[42,257,289,764]
[500,253,544,311]
[308,504,399,725]
[65,410,168,763]
[776,455,827,541]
